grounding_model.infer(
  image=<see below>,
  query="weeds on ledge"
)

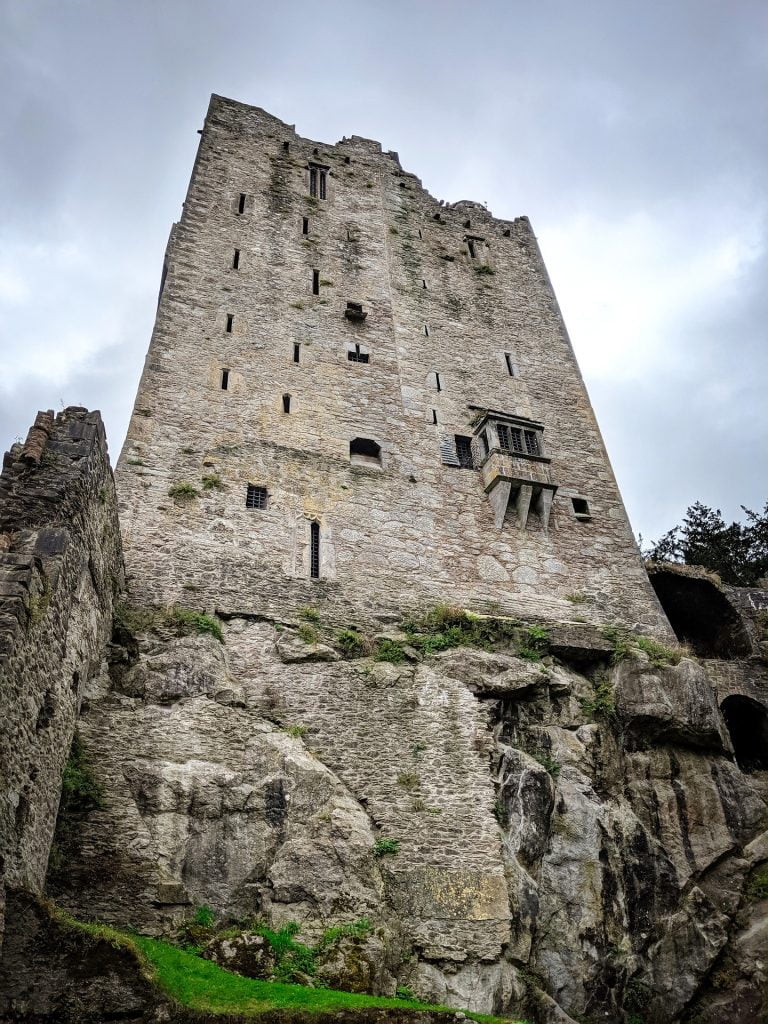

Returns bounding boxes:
[299,606,320,623]
[337,628,369,658]
[580,675,616,721]
[603,627,683,668]
[374,638,406,663]
[168,481,199,501]
[201,474,224,491]
[113,603,224,644]
[297,623,319,644]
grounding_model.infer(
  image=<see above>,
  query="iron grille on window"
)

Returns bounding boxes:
[310,521,320,578]
[524,430,540,456]
[245,484,267,510]
[498,425,524,454]
[348,344,369,363]
[455,435,474,469]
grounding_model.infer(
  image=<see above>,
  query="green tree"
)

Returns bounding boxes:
[644,501,768,586]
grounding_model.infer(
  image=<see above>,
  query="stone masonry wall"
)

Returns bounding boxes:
[116,94,670,637]
[0,408,122,933]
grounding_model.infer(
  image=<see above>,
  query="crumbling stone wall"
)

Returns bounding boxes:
[116,93,670,637]
[0,408,122,933]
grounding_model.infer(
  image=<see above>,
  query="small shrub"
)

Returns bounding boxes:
[517,625,550,661]
[170,608,224,643]
[168,481,199,501]
[531,750,561,779]
[474,264,495,276]
[253,921,316,982]
[565,592,587,604]
[127,458,145,466]
[396,987,416,1000]
[397,771,420,791]
[316,917,372,952]
[297,623,319,644]
[580,676,616,721]
[299,606,320,623]
[373,838,400,858]
[374,638,406,663]
[98,487,108,504]
[282,724,308,738]
[193,905,215,928]
[635,635,682,667]
[337,628,368,658]
[201,474,224,491]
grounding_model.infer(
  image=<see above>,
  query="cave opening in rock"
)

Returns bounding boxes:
[648,568,751,658]
[721,695,768,772]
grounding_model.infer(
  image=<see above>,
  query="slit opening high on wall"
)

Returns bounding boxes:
[310,521,320,579]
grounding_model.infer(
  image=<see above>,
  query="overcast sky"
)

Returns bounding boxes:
[1,0,765,541]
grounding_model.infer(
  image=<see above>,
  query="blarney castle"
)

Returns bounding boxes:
[1,95,767,1024]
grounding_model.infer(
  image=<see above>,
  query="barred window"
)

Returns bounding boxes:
[310,521,321,578]
[455,435,474,469]
[309,165,327,199]
[498,425,524,454]
[348,344,369,363]
[245,484,268,510]
[524,430,540,456]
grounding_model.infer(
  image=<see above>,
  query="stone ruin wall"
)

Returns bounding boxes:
[0,408,122,934]
[116,94,670,636]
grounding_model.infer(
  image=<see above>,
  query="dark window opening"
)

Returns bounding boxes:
[505,352,515,376]
[344,155,351,164]
[424,324,429,336]
[309,167,318,196]
[435,372,442,392]
[245,484,268,510]
[455,435,474,469]
[283,140,290,152]
[524,430,540,456]
[293,343,301,363]
[350,437,382,466]
[237,193,246,214]
[310,521,320,579]
[503,228,511,237]
[464,219,471,229]
[221,368,230,390]
[467,238,477,259]
[232,248,240,269]
[418,229,423,239]
[345,301,367,322]
[721,696,768,773]
[309,166,327,199]
[158,261,168,306]
[312,269,320,295]
[431,409,438,425]
[282,393,291,414]
[348,344,369,363]
[302,217,309,234]
[226,314,234,333]
[319,169,327,200]
[313,147,319,155]
[422,279,427,289]
[571,497,590,517]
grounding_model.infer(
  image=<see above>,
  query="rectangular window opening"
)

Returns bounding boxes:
[245,484,268,510]
[232,248,240,269]
[348,344,369,364]
[418,228,423,239]
[302,217,309,234]
[312,269,320,295]
[467,238,476,259]
[221,368,229,391]
[424,324,429,336]
[435,372,442,392]
[524,430,540,456]
[283,140,290,152]
[237,193,246,215]
[505,352,515,376]
[310,521,320,578]
[455,435,474,469]
[319,169,327,200]
[225,314,234,333]
[293,343,301,364]
[309,167,318,197]
[431,409,438,425]
[572,497,591,517]
[422,279,427,289]
[282,393,291,414]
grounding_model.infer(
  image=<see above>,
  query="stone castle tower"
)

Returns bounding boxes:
[117,93,668,635]
[2,95,767,1024]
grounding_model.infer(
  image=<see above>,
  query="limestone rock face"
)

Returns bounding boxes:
[48,618,768,1023]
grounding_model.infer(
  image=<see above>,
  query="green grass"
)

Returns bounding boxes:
[132,935,515,1021]
[168,481,199,500]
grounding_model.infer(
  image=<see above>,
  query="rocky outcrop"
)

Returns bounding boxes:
[45,610,768,1023]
